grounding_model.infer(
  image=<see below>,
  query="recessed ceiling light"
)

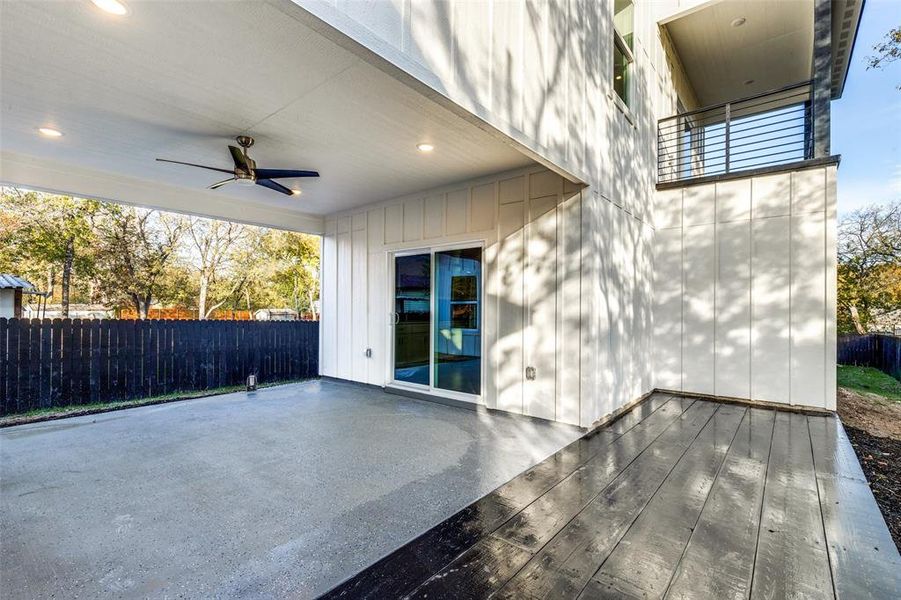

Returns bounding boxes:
[90,0,129,16]
[744,79,755,85]
[731,17,747,27]
[417,143,434,153]
[37,127,63,138]
[291,189,302,196]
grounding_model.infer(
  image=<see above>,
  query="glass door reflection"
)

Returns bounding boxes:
[393,253,431,386]
[433,247,482,395]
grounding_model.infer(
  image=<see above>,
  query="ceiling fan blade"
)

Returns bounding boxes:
[256,178,294,196]
[254,168,319,179]
[229,145,250,171]
[208,177,236,190]
[156,158,233,175]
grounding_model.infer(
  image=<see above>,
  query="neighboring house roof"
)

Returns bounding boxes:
[0,274,35,291]
[870,307,901,335]
[254,308,298,315]
[254,308,299,321]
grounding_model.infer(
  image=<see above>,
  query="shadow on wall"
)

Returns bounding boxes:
[653,171,830,406]
[356,0,606,180]
[331,1,671,423]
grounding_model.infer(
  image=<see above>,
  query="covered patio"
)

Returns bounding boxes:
[0,380,582,598]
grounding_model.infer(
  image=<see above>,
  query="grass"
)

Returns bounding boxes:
[837,364,901,402]
[0,379,308,426]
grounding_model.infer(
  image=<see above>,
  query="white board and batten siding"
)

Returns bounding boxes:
[309,0,835,418]
[320,167,587,425]
[651,165,838,410]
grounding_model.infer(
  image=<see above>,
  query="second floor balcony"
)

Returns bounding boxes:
[657,81,818,186]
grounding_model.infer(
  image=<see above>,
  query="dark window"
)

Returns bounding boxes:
[613,0,634,106]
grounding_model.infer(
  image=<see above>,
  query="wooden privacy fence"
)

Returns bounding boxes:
[838,334,901,381]
[0,318,319,416]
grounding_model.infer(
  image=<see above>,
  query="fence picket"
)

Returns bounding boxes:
[17,319,32,412]
[90,320,101,403]
[69,319,82,407]
[838,334,901,381]
[78,319,91,404]
[26,319,41,410]
[38,319,50,406]
[0,319,319,416]
[6,319,19,414]
[0,319,7,411]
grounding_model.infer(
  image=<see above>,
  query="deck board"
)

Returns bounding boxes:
[750,412,835,599]
[318,394,900,600]
[493,401,719,599]
[407,537,532,600]
[809,416,901,599]
[589,404,746,599]
[664,408,776,600]
[492,397,694,551]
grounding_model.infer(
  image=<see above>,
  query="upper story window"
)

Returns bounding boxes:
[613,0,635,106]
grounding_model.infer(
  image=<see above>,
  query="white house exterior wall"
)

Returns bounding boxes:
[651,165,838,410]
[310,0,687,426]
[320,166,598,425]
[311,0,837,422]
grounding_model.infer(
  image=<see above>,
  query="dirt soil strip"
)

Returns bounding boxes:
[844,425,901,553]
[837,384,901,554]
[837,387,901,439]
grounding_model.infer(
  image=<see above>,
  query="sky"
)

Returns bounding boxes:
[831,0,901,216]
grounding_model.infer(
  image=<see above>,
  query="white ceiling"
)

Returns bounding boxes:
[0,0,533,231]
[662,0,815,107]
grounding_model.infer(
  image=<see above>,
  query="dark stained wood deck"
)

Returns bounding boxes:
[319,393,901,599]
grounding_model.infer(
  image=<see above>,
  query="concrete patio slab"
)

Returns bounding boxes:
[0,379,582,599]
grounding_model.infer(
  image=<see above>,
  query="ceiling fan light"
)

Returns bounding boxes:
[90,0,130,16]
[37,127,63,138]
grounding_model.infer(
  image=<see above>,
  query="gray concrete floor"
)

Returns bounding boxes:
[0,379,582,599]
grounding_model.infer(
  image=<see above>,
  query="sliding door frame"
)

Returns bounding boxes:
[387,240,486,405]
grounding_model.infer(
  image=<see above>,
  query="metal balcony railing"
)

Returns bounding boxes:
[657,81,815,185]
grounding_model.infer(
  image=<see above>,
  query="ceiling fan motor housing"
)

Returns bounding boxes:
[156,134,318,195]
[236,155,257,183]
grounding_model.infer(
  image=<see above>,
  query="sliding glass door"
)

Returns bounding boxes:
[393,253,431,386]
[433,248,481,395]
[392,246,482,398]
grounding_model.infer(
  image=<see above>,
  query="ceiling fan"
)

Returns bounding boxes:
[156,136,319,196]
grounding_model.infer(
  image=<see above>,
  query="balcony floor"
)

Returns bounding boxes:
[322,393,901,599]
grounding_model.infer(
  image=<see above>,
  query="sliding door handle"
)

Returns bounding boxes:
[393,312,400,325]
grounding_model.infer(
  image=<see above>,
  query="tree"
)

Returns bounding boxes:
[837,201,901,333]
[185,217,247,319]
[93,205,186,319]
[866,26,901,89]
[262,230,320,318]
[0,188,99,316]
